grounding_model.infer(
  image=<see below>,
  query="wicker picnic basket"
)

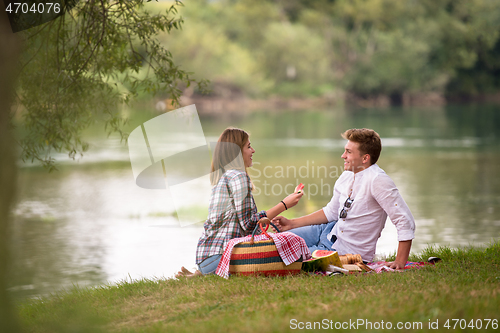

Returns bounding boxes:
[228,218,303,276]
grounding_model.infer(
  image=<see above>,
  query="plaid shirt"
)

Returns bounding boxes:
[196,169,267,264]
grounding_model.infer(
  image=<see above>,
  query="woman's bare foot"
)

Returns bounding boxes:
[181,266,193,275]
[175,266,203,279]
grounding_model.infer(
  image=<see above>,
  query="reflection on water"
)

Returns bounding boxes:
[9,104,500,300]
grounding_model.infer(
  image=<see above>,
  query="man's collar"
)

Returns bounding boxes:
[353,163,375,175]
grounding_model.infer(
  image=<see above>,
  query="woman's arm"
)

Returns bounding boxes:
[230,172,265,232]
[230,172,304,231]
[265,191,304,220]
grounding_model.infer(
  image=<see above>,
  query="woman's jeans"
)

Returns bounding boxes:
[197,254,222,275]
[289,221,337,253]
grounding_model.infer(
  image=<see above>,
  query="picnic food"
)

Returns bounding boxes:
[339,253,363,265]
[295,183,304,193]
[302,250,342,272]
[302,251,371,273]
[342,264,363,272]
[312,250,343,266]
[355,261,374,272]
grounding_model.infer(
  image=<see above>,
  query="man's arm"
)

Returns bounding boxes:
[388,240,412,269]
[272,209,328,231]
[274,173,344,231]
[372,175,415,269]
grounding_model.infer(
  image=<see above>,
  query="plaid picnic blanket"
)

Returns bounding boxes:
[310,261,433,276]
[367,261,431,273]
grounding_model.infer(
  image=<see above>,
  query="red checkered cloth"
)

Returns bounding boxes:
[215,232,312,279]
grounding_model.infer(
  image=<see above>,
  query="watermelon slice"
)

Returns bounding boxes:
[295,183,304,193]
[302,257,323,272]
[302,250,342,272]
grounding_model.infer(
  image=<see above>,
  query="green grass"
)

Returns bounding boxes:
[17,241,500,332]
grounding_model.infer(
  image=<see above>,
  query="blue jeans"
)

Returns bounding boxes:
[197,254,222,275]
[289,221,337,254]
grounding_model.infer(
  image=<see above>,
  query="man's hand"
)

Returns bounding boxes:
[272,210,329,232]
[271,216,293,231]
[387,260,406,270]
[388,240,412,270]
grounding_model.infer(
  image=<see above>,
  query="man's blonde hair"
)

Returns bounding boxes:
[342,128,382,165]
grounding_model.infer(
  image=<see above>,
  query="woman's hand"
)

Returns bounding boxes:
[258,217,271,226]
[282,191,304,209]
[264,188,304,221]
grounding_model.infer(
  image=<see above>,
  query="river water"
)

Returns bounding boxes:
[9,104,500,300]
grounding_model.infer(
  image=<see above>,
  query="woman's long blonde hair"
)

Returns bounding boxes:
[210,127,251,186]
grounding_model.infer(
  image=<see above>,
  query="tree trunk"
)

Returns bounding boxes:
[0,8,20,333]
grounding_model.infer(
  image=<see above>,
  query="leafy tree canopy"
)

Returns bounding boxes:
[15,0,207,170]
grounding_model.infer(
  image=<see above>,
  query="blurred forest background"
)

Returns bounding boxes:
[146,0,500,107]
[10,0,500,169]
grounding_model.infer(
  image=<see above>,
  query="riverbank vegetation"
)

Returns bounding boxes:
[149,0,500,106]
[17,241,500,332]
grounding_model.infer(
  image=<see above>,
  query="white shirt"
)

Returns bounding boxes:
[324,164,415,262]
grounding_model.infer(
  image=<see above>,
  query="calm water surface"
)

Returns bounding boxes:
[9,104,500,300]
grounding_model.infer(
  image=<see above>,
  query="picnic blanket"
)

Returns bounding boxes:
[311,261,433,276]
[367,261,431,273]
[215,232,312,279]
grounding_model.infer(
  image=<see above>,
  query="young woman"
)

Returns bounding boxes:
[176,127,303,277]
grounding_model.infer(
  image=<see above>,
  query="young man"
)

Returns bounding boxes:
[272,128,415,269]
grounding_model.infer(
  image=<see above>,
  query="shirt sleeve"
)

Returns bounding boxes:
[229,172,266,234]
[371,174,416,241]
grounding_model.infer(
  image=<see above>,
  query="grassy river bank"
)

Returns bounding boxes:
[16,241,499,332]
